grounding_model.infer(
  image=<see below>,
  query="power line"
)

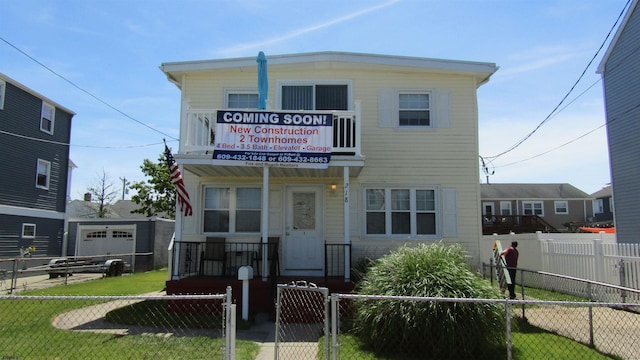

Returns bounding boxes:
[0,35,178,141]
[484,0,631,161]
[0,129,172,149]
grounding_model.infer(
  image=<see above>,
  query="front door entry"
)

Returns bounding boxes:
[284,186,324,275]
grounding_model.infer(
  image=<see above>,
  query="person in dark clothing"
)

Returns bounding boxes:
[500,241,519,299]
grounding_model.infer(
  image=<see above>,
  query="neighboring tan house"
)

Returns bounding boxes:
[0,72,75,258]
[66,199,174,272]
[480,183,593,234]
[159,51,497,295]
[591,185,613,225]
[597,0,640,244]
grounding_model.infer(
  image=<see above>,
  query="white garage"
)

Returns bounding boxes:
[75,224,137,269]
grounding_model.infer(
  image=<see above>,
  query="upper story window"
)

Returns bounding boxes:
[41,102,55,134]
[226,90,259,109]
[204,186,261,233]
[365,187,437,237]
[280,83,349,111]
[0,79,5,110]
[22,223,36,238]
[398,92,431,127]
[554,201,569,214]
[523,201,543,216]
[36,159,51,189]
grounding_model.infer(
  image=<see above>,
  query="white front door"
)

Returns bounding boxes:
[284,185,324,275]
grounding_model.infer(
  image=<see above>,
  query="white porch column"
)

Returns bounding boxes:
[343,166,351,282]
[262,166,269,281]
[172,206,183,280]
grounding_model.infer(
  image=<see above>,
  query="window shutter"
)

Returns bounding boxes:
[378,89,394,128]
[442,188,458,237]
[434,90,451,128]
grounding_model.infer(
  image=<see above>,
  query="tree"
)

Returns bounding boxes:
[129,153,175,219]
[86,170,119,218]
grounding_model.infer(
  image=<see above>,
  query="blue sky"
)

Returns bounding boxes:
[1,0,629,199]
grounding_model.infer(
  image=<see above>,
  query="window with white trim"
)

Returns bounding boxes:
[41,102,55,134]
[554,201,569,214]
[500,201,512,215]
[225,90,259,109]
[398,92,431,127]
[280,83,348,110]
[22,223,36,238]
[0,79,5,110]
[36,159,51,189]
[593,199,604,214]
[365,187,437,236]
[523,201,543,216]
[204,186,261,233]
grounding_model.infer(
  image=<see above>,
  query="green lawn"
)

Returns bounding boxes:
[1,269,260,360]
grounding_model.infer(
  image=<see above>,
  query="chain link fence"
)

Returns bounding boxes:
[331,295,640,360]
[0,293,234,359]
[275,281,330,360]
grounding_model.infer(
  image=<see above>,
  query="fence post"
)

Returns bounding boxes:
[505,300,512,360]
[225,286,235,360]
[11,259,18,294]
[331,294,339,360]
[593,239,604,283]
[587,282,594,347]
[618,259,627,303]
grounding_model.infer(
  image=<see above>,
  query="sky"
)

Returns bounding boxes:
[1,0,631,200]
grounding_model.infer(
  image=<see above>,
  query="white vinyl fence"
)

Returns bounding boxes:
[481,231,640,290]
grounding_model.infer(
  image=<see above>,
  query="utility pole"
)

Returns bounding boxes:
[120,177,128,200]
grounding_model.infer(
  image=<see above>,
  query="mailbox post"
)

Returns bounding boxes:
[237,266,254,321]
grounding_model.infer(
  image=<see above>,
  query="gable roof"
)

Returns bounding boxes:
[591,185,612,198]
[597,0,639,73]
[67,200,171,220]
[0,72,76,115]
[481,183,591,199]
[160,51,498,89]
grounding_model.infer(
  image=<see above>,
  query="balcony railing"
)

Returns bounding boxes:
[180,105,361,157]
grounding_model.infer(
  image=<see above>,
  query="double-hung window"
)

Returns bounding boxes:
[36,159,51,189]
[500,201,512,215]
[226,90,259,109]
[41,102,55,134]
[22,223,36,238]
[204,187,261,233]
[0,79,5,110]
[554,201,569,214]
[523,201,543,216]
[365,187,437,237]
[281,83,349,110]
[398,92,431,127]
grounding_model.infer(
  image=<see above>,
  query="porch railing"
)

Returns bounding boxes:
[171,241,350,279]
[181,107,361,156]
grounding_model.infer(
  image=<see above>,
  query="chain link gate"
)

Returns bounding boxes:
[274,281,330,359]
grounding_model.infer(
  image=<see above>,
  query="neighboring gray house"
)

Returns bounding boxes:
[0,72,75,258]
[597,0,640,244]
[480,183,593,234]
[67,199,174,272]
[591,185,614,224]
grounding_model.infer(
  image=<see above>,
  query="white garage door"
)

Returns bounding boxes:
[76,225,136,257]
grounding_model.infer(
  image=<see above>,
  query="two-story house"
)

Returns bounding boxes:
[159,51,497,298]
[480,183,593,234]
[0,73,75,258]
[597,0,640,244]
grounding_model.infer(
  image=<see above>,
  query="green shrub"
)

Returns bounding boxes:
[353,243,506,359]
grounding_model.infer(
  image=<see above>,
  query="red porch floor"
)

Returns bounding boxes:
[166,276,356,318]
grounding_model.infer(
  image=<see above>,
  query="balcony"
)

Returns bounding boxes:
[179,104,362,159]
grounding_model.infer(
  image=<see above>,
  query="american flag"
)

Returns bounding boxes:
[165,144,193,217]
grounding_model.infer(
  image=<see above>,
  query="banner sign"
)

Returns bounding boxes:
[212,110,333,168]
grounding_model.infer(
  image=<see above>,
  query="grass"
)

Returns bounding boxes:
[1,269,260,359]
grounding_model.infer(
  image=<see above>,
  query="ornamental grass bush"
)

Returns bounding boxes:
[353,243,506,359]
